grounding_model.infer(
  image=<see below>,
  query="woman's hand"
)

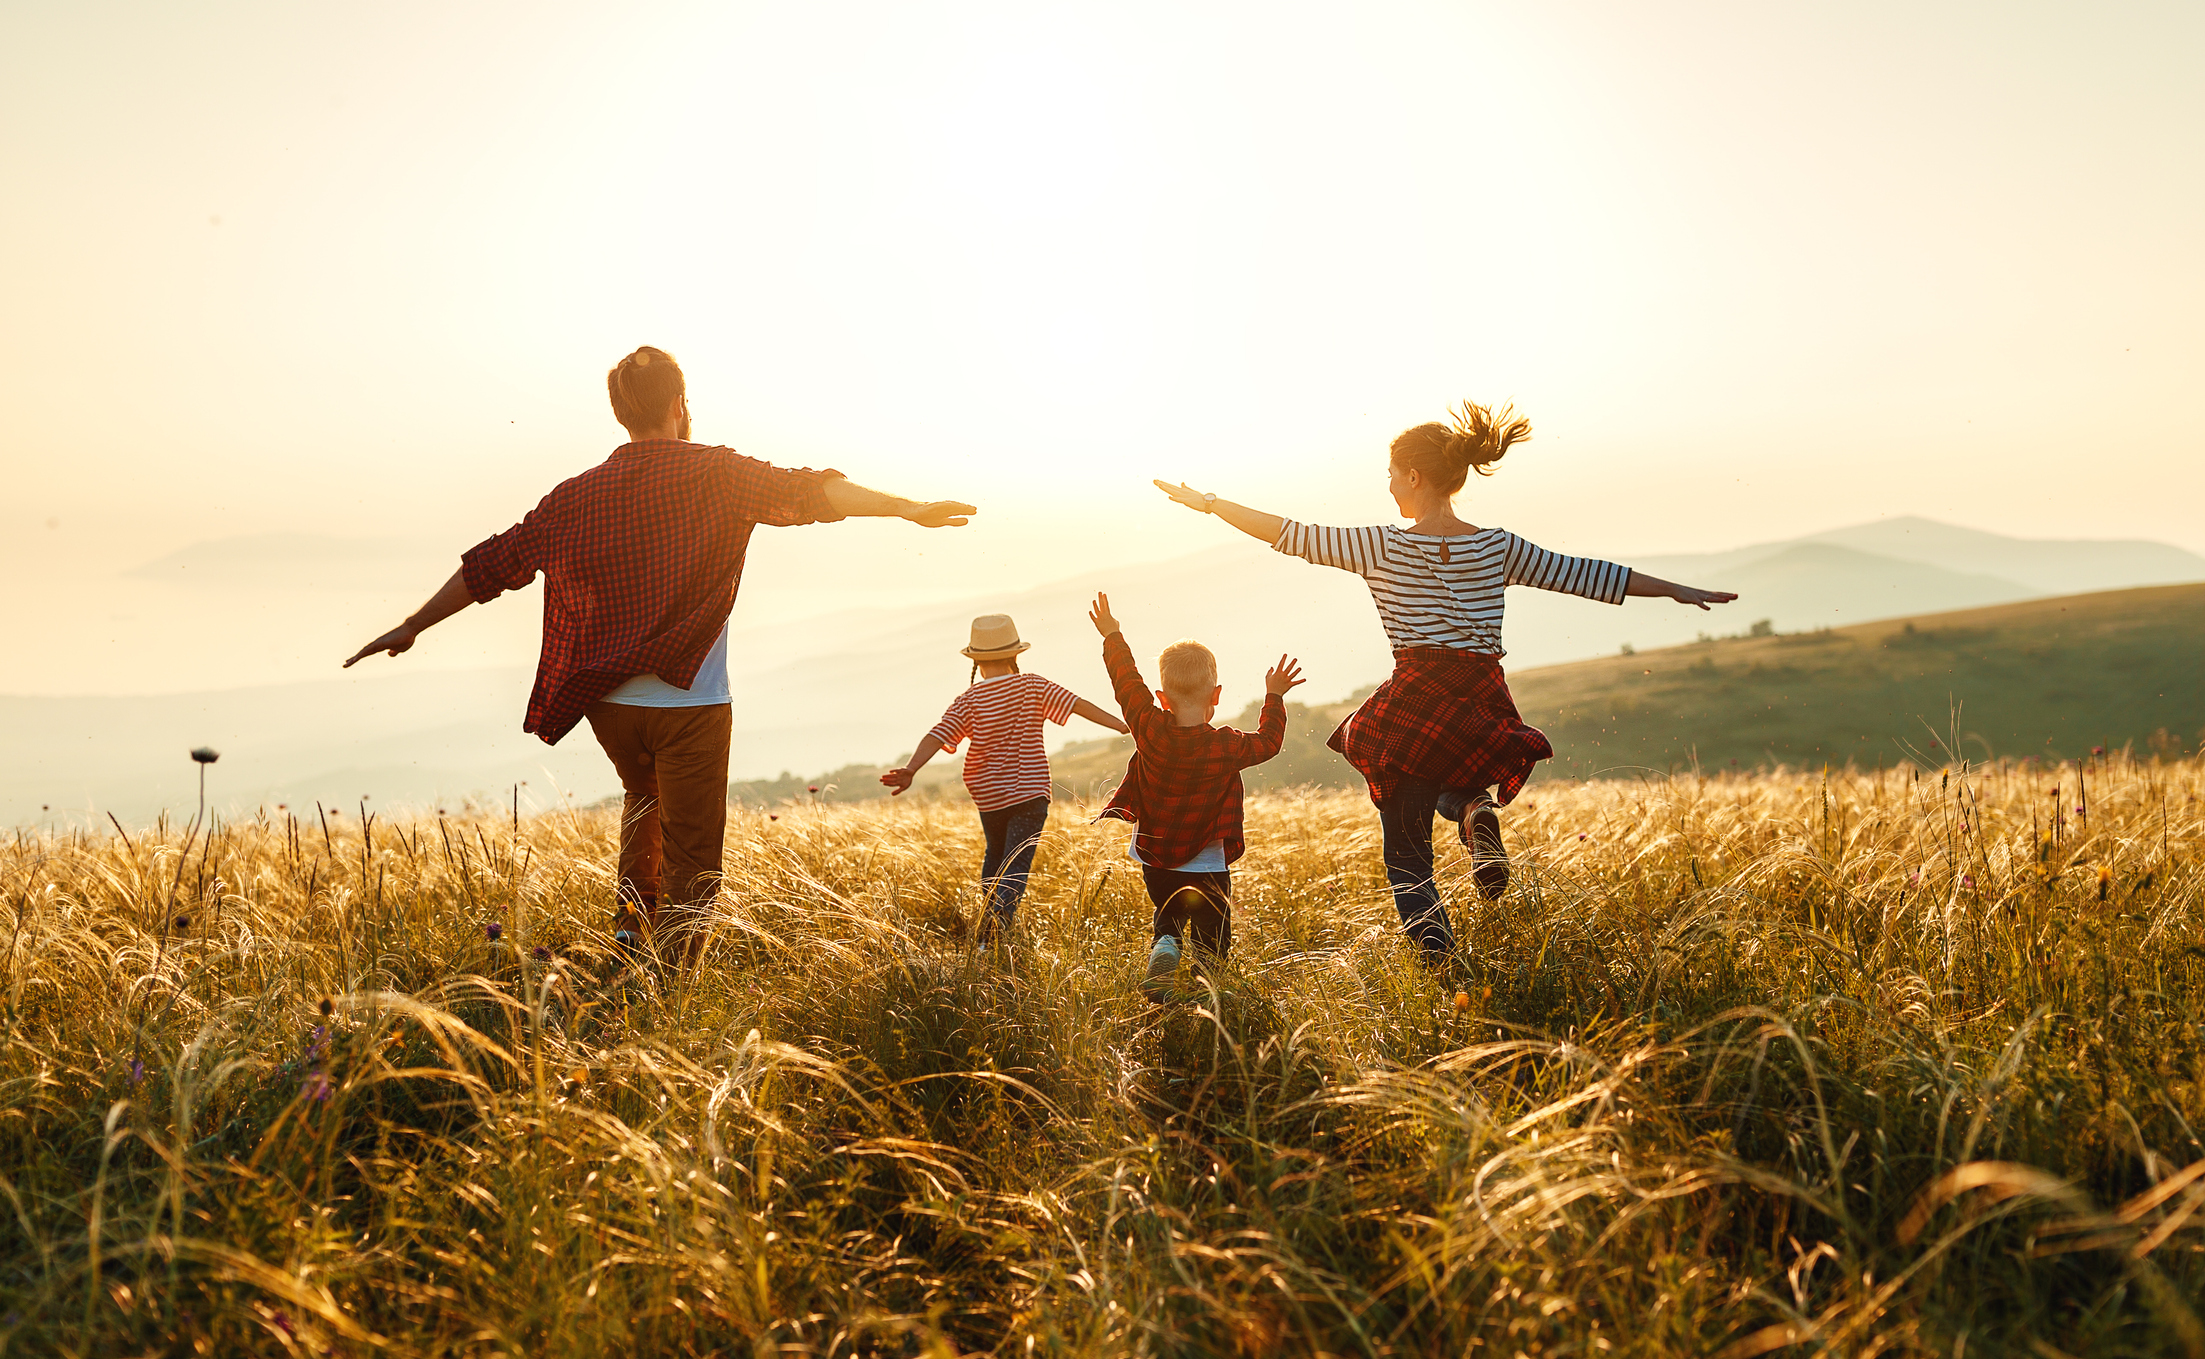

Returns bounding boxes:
[1667,583,1739,610]
[1152,480,1212,513]
[1264,655,1305,697]
[1089,592,1121,637]
[1625,571,1738,611]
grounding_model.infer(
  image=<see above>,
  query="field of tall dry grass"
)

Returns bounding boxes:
[4,755,2203,1356]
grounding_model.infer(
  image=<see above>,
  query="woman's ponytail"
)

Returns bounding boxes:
[1390,400,1532,495]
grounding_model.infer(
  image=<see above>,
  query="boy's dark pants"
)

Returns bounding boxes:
[586,701,732,959]
[1142,867,1232,958]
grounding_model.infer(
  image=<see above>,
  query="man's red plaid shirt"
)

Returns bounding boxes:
[461,440,843,744]
[1095,631,1285,869]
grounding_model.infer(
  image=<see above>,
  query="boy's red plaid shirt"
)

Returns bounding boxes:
[1096,631,1285,869]
[461,440,843,743]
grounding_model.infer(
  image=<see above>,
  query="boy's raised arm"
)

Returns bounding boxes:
[1089,592,1159,729]
[1225,654,1301,767]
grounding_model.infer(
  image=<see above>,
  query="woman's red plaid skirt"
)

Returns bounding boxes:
[1327,647,1553,807]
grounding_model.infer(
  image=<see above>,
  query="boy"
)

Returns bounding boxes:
[1086,591,1302,1000]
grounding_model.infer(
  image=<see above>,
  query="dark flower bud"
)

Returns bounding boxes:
[486,922,503,942]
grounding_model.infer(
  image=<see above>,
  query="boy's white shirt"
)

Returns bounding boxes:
[1127,838,1229,873]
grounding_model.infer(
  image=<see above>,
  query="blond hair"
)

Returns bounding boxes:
[1390,400,1531,495]
[607,346,687,437]
[1157,640,1218,705]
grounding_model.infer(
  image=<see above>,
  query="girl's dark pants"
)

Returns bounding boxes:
[1142,867,1232,958]
[1378,776,1477,960]
[978,796,1051,927]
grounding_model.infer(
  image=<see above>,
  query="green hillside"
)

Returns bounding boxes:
[1517,582,2204,778]
[758,584,2205,806]
[1047,583,2205,795]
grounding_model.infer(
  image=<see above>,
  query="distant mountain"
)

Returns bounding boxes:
[14,517,2202,827]
[1632,516,2205,598]
[968,581,2205,799]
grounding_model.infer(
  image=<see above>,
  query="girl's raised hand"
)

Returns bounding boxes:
[1264,655,1305,696]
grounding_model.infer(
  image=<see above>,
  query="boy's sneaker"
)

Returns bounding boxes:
[1141,935,1182,1003]
[1462,803,1510,900]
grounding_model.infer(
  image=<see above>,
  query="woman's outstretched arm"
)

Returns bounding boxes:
[1153,480,1285,545]
[1625,571,1738,611]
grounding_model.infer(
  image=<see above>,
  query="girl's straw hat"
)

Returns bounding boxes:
[961,614,1032,659]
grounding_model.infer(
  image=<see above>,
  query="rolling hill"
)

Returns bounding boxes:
[1036,582,2205,799]
[7,519,2200,826]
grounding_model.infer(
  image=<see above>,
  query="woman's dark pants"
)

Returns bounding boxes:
[1378,776,1477,960]
[977,796,1051,928]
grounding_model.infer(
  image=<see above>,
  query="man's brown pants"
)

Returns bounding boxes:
[586,701,732,960]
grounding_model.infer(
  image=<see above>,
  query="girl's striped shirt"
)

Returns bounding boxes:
[1273,521,1631,655]
[925,672,1078,812]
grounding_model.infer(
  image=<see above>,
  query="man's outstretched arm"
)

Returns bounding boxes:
[344,568,473,667]
[822,477,976,528]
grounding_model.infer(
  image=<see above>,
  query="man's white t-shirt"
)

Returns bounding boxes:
[600,621,732,707]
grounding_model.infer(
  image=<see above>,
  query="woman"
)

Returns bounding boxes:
[1154,402,1735,962]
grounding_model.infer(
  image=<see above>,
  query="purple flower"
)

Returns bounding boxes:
[129,1058,145,1087]
[305,1072,332,1103]
[532,945,552,962]
[1962,874,1975,889]
[2092,746,2105,757]
[271,1310,295,1338]
[486,922,503,942]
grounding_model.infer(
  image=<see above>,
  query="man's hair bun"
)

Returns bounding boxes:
[1389,401,1532,496]
[608,346,686,435]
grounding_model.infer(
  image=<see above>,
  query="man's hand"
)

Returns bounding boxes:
[345,625,418,668]
[1088,592,1121,637]
[902,500,976,529]
[1265,655,1305,697]
[879,767,916,796]
[1670,584,1739,610]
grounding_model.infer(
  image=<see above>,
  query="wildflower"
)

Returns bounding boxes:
[174,914,191,930]
[1907,870,1920,888]
[271,1310,295,1338]
[129,1058,145,1087]
[769,814,779,821]
[318,996,334,1019]
[486,922,503,942]
[1578,833,1587,841]
[190,747,220,764]
[533,945,552,962]
[304,1071,332,1103]
[2092,745,2105,757]
[807,785,820,794]
[1962,874,1975,889]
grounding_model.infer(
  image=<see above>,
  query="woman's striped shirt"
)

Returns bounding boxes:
[924,672,1078,812]
[1273,521,1631,656]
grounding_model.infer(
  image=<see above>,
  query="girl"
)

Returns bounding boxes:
[1153,403,1735,962]
[881,613,1130,937]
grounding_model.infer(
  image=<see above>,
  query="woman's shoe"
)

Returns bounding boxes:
[1464,804,1509,899]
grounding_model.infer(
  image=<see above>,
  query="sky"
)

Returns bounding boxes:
[2,0,2201,699]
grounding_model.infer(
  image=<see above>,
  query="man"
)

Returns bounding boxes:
[345,346,974,962]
